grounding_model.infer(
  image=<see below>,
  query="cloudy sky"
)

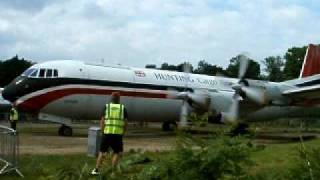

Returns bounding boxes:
[0,0,319,68]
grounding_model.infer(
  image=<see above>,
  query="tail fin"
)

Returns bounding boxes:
[299,44,320,78]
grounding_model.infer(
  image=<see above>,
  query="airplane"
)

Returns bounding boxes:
[2,44,320,136]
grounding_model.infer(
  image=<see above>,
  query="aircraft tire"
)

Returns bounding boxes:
[58,125,73,136]
[162,122,177,131]
[230,123,249,136]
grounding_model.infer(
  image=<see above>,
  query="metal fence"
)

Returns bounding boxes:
[0,125,23,177]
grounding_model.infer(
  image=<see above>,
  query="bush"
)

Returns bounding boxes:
[287,143,320,180]
[136,134,255,180]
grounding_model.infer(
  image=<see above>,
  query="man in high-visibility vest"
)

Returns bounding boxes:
[91,92,128,175]
[9,107,19,130]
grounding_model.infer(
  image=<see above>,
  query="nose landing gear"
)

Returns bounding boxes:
[58,125,73,136]
[162,121,177,131]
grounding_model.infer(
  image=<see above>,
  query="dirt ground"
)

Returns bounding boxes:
[0,121,319,155]
[1,122,176,155]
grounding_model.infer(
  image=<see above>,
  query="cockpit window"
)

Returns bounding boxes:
[30,69,38,77]
[21,68,36,76]
[39,69,46,78]
[46,69,53,78]
[23,68,58,78]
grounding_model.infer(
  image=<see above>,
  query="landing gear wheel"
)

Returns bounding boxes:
[58,125,73,136]
[230,123,249,136]
[162,122,177,131]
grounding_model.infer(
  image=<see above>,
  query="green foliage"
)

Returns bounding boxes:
[0,55,33,86]
[189,112,208,127]
[225,55,261,79]
[283,46,307,80]
[287,143,320,180]
[22,158,49,178]
[145,64,157,69]
[55,162,91,180]
[262,56,284,82]
[193,60,225,76]
[136,134,254,180]
[160,62,193,72]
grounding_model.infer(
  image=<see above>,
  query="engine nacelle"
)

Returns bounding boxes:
[187,93,210,110]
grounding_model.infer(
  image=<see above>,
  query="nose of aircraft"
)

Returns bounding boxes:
[2,85,16,103]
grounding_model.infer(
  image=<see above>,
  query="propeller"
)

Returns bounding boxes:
[238,54,249,80]
[241,86,267,105]
[180,101,189,127]
[222,94,241,124]
[223,53,268,124]
[179,62,192,127]
[223,54,250,124]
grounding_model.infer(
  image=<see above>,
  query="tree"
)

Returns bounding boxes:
[225,55,261,79]
[160,63,178,71]
[0,55,33,87]
[283,46,308,80]
[160,62,193,72]
[262,56,284,82]
[193,60,225,76]
[145,64,157,69]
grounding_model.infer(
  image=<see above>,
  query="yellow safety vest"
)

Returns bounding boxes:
[104,103,125,135]
[10,108,19,121]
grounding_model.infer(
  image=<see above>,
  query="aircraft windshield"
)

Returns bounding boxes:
[21,68,36,76]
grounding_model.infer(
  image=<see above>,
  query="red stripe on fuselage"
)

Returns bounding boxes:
[18,88,168,112]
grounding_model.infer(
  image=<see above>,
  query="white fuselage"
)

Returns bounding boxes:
[20,60,238,122]
[5,60,318,124]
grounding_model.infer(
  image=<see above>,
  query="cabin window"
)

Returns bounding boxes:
[39,69,46,78]
[46,69,53,78]
[54,69,58,77]
[30,69,38,77]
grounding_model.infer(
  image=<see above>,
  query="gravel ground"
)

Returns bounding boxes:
[1,121,319,155]
[1,122,176,155]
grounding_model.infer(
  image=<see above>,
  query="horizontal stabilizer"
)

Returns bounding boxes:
[283,84,320,105]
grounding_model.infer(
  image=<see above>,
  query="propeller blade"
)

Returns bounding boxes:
[242,87,267,105]
[222,94,240,124]
[167,91,188,100]
[180,102,188,127]
[183,62,192,73]
[238,54,249,79]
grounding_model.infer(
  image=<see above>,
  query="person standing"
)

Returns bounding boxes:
[91,92,128,175]
[9,107,19,130]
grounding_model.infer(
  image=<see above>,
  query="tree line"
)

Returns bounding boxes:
[146,45,308,82]
[0,45,309,87]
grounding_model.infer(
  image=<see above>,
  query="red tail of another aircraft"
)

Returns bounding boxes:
[299,44,320,78]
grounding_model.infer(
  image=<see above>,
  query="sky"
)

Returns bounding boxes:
[0,0,319,68]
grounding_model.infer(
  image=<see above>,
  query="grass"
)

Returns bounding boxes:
[250,138,320,179]
[2,154,96,179]
[1,121,320,179]
[1,137,320,179]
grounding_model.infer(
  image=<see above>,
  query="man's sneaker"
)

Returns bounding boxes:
[91,168,100,175]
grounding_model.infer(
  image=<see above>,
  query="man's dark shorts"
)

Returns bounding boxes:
[100,134,123,153]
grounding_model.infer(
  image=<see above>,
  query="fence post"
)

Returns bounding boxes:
[0,125,23,177]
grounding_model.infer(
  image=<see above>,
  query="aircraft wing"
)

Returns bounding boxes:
[282,85,320,105]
